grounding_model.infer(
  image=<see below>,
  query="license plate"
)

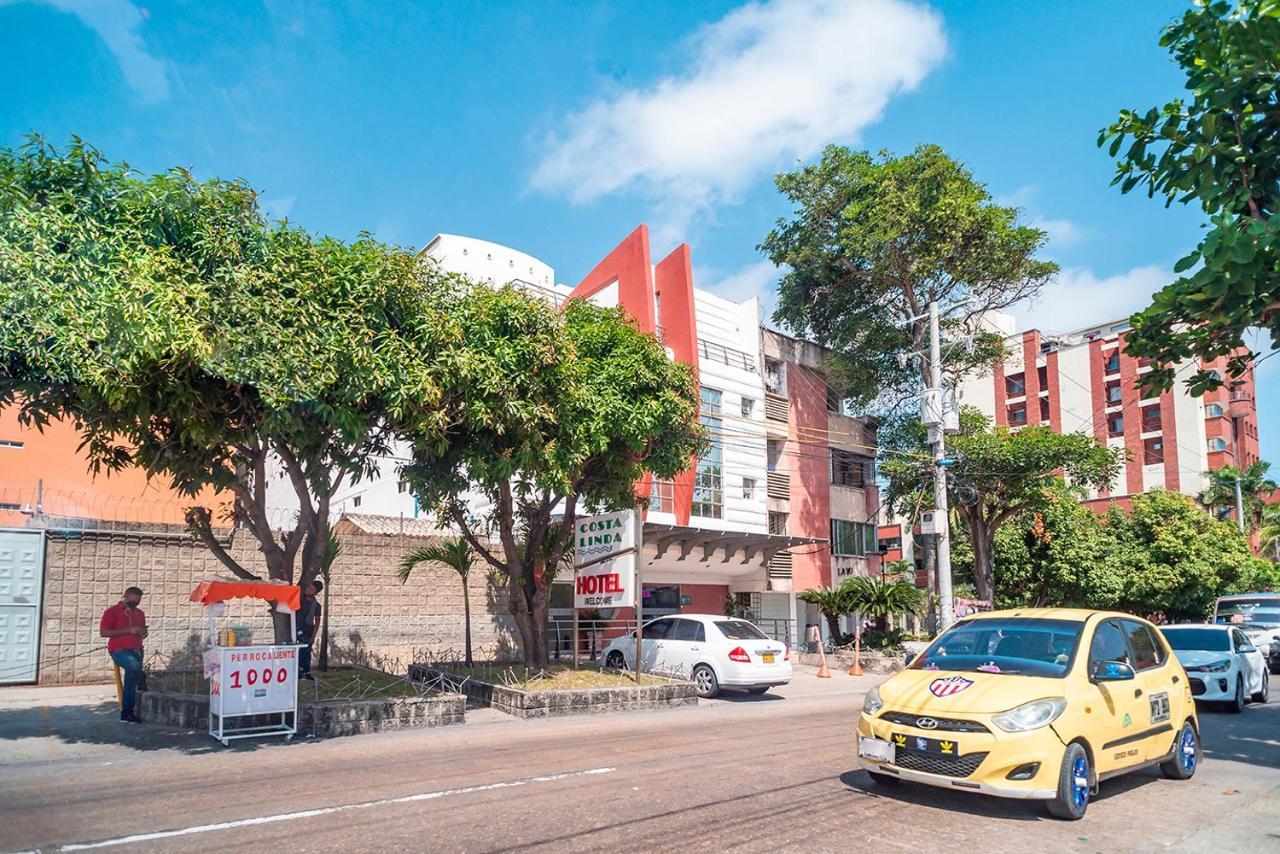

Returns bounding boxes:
[762,653,775,664]
[859,736,895,763]
[892,733,961,756]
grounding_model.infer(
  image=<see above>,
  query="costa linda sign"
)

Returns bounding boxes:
[574,509,639,609]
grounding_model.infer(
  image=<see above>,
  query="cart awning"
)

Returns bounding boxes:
[189,580,301,611]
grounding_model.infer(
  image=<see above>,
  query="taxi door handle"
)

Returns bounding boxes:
[1134,688,1143,698]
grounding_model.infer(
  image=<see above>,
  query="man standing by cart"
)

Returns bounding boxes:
[297,580,322,680]
[99,587,147,722]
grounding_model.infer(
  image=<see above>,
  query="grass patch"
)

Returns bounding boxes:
[439,664,661,690]
[146,666,427,701]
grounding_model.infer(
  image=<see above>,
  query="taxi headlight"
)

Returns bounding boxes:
[992,697,1067,733]
[863,685,884,716]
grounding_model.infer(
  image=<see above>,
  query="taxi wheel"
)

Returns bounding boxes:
[692,664,720,699]
[1046,743,1090,821]
[605,651,625,670]
[1160,720,1199,780]
[1252,670,1269,704]
[1229,675,1247,713]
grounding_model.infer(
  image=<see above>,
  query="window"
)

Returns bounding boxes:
[1141,404,1161,432]
[1122,620,1164,670]
[742,477,757,500]
[1105,380,1123,405]
[912,618,1083,679]
[671,619,705,643]
[831,519,876,556]
[649,479,674,513]
[1104,352,1121,374]
[1232,629,1253,653]
[1206,403,1225,418]
[715,620,769,640]
[764,358,785,394]
[879,536,901,552]
[1039,397,1050,422]
[768,512,788,535]
[1089,619,1131,670]
[693,388,723,518]
[826,385,842,413]
[1208,437,1228,452]
[766,439,782,473]
[831,449,870,487]
[1108,414,1124,436]
[0,502,20,511]
[740,397,756,418]
[397,480,408,494]
[352,495,362,507]
[1005,372,1026,396]
[0,439,23,449]
[1037,365,1048,388]
[1007,404,1027,425]
[1143,437,1164,465]
[642,619,674,640]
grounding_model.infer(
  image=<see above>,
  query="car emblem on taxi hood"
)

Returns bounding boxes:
[916,717,939,729]
[928,676,974,698]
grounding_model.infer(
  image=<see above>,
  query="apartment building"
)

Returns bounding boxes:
[957,311,1262,508]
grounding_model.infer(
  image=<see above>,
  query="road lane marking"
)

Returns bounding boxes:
[53,767,617,851]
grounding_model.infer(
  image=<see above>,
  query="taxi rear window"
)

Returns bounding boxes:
[912,618,1083,678]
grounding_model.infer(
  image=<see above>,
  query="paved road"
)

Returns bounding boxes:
[2,669,1278,853]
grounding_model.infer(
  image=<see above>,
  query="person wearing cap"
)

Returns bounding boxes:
[99,587,148,722]
[296,580,323,680]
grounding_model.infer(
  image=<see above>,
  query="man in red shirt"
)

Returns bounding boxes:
[99,587,148,722]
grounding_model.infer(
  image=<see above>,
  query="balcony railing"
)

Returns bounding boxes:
[698,339,757,373]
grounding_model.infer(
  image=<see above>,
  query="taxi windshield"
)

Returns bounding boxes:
[911,618,1083,678]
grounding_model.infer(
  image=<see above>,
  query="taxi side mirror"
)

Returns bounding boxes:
[1091,660,1136,682]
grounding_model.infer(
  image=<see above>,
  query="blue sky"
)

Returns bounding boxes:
[1,0,1274,461]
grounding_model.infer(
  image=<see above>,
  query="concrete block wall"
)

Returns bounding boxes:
[36,528,517,684]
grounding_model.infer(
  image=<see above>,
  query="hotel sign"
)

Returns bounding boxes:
[573,509,639,609]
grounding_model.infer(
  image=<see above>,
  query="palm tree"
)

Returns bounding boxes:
[1260,503,1280,561]
[1201,461,1278,532]
[839,576,925,633]
[317,529,341,672]
[797,586,849,641]
[399,537,476,666]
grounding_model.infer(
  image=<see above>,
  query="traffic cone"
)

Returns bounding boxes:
[848,660,863,676]
[848,628,864,676]
[816,644,832,678]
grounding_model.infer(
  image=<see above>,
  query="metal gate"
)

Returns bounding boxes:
[0,529,44,684]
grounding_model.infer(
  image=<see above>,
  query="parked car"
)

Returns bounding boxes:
[856,608,1198,820]
[1160,624,1269,712]
[599,614,791,698]
[1213,593,1280,673]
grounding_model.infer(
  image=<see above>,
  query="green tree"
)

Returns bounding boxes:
[1199,461,1278,530]
[1108,490,1257,621]
[797,586,848,640]
[763,144,1056,409]
[400,289,704,668]
[880,408,1124,602]
[990,488,1126,610]
[0,139,457,640]
[838,576,925,633]
[1100,1,1280,393]
[1258,502,1280,559]
[398,537,477,666]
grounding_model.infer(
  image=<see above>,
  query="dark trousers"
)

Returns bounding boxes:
[110,649,143,717]
[297,630,313,675]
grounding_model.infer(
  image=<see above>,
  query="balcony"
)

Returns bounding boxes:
[698,339,757,373]
[1229,391,1254,419]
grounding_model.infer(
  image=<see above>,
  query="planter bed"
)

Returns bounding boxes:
[409,663,697,719]
[797,650,908,674]
[138,668,465,737]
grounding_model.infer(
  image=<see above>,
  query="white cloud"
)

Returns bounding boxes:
[697,260,780,320]
[1031,216,1088,249]
[1011,264,1170,334]
[530,0,947,234]
[8,0,171,102]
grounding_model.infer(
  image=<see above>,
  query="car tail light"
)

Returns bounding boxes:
[728,646,750,663]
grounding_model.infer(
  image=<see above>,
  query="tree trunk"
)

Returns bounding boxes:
[970,519,996,603]
[462,576,473,667]
[825,611,841,642]
[318,578,330,672]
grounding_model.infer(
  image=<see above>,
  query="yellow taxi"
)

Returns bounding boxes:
[856,609,1199,819]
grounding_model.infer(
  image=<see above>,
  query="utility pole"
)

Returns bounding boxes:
[1234,476,1246,534]
[928,301,955,630]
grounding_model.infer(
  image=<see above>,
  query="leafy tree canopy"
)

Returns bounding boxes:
[400,288,704,667]
[1100,0,1280,393]
[762,144,1056,410]
[0,137,457,599]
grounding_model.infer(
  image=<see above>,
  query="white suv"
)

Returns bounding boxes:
[600,614,792,698]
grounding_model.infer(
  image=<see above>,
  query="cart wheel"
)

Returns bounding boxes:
[221,739,230,747]
[286,734,295,742]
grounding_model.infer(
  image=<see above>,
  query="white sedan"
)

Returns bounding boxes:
[1160,624,1269,713]
[600,613,792,698]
